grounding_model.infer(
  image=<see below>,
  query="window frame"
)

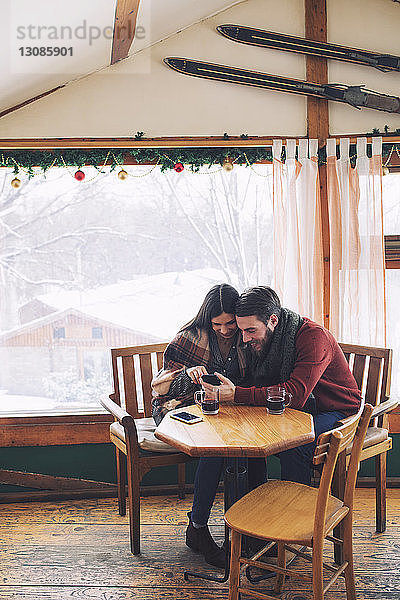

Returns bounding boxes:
[0,412,113,447]
[383,172,400,433]
[385,235,400,269]
[2,138,399,445]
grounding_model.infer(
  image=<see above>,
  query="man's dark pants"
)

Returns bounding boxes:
[190,410,344,525]
[279,410,344,485]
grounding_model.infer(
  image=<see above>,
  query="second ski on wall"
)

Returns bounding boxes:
[164,57,400,113]
[217,24,400,73]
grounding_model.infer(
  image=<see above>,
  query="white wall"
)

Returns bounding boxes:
[328,0,400,135]
[0,0,307,138]
[0,0,399,138]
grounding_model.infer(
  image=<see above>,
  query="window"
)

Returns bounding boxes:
[383,172,400,397]
[0,164,273,416]
[53,327,66,339]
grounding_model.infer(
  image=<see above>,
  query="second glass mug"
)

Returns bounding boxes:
[195,387,220,415]
[265,385,292,415]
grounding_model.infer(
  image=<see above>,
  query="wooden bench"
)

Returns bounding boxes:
[332,343,397,563]
[101,343,193,554]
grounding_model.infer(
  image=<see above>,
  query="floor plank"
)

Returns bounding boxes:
[0,489,399,599]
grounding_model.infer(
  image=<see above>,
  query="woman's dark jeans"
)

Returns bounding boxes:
[191,456,267,526]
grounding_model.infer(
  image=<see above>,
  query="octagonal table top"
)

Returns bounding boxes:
[155,403,314,457]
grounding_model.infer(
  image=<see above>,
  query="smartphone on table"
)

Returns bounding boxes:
[201,374,221,386]
[170,411,203,424]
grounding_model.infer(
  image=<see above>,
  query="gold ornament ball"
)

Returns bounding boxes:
[118,169,128,180]
[382,165,390,176]
[11,177,21,189]
[223,158,234,172]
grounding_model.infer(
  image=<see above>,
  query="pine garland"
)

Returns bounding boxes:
[0,147,273,177]
[0,142,398,177]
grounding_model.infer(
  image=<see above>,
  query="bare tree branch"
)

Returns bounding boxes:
[163,174,232,280]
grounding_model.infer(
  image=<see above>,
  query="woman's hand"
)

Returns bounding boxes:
[186,365,208,385]
[202,372,236,403]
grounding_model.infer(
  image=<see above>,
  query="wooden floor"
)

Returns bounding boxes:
[1,489,400,599]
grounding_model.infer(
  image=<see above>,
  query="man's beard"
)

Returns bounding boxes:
[247,327,274,359]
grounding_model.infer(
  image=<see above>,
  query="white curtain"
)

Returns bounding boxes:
[272,139,324,324]
[327,137,386,346]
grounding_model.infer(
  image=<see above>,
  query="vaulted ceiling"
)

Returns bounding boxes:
[0,0,242,115]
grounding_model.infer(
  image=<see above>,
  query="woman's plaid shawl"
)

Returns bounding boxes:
[151,327,247,425]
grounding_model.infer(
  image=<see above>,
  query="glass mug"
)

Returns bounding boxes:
[266,385,292,415]
[195,387,220,415]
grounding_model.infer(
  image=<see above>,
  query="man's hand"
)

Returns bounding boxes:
[202,372,236,403]
[186,365,208,385]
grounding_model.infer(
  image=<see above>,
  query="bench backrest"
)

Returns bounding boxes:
[339,343,392,420]
[110,341,392,420]
[111,343,168,418]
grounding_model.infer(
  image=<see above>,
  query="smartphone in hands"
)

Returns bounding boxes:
[201,374,221,386]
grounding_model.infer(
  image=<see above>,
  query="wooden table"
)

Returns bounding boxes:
[155,403,314,583]
[155,403,314,457]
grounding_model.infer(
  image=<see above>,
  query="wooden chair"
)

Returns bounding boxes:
[337,343,397,534]
[225,402,373,600]
[101,343,193,555]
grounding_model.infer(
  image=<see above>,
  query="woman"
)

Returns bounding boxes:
[152,283,245,424]
[152,283,267,569]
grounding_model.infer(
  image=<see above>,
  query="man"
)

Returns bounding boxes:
[185,285,361,569]
[209,286,362,485]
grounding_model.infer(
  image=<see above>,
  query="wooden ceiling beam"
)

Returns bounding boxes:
[0,135,399,150]
[0,136,295,149]
[0,0,141,119]
[0,85,67,120]
[304,0,330,329]
[305,0,329,143]
[111,0,141,65]
[1,134,399,151]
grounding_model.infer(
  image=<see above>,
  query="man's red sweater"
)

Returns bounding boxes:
[234,318,361,416]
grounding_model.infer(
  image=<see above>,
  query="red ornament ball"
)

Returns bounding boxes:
[74,169,85,181]
[173,162,184,173]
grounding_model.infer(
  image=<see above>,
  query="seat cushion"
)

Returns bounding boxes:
[110,418,180,453]
[345,427,388,454]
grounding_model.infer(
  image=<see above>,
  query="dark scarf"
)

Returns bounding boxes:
[251,308,303,387]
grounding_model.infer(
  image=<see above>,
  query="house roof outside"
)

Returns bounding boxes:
[3,268,234,341]
[0,306,160,344]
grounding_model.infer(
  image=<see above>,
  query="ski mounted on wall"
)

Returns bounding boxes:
[217,24,400,73]
[164,57,400,113]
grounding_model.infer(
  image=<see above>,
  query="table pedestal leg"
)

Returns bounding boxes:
[184,457,247,583]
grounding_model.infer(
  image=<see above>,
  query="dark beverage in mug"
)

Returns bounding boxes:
[265,397,286,415]
[265,385,292,415]
[194,388,220,415]
[201,399,219,415]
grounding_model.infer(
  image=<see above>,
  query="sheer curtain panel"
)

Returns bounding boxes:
[272,139,324,324]
[327,137,386,346]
